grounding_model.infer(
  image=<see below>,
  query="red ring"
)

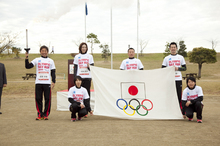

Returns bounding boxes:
[141,99,153,111]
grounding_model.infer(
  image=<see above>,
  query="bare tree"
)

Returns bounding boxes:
[139,39,149,56]
[0,32,19,54]
[37,41,51,48]
[208,39,218,49]
[72,37,83,47]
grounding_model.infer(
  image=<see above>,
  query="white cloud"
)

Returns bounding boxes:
[0,0,219,54]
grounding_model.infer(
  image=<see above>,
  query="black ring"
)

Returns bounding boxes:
[128,98,140,110]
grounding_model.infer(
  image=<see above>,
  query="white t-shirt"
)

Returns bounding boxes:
[68,86,89,106]
[31,57,56,84]
[162,54,186,81]
[120,58,144,70]
[182,86,203,101]
[74,53,94,78]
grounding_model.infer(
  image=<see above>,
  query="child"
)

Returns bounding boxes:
[182,77,204,123]
[68,76,93,122]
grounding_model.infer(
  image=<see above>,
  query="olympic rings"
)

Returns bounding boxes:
[129,98,140,110]
[141,99,153,111]
[136,105,148,116]
[123,104,135,116]
[116,98,153,116]
[116,99,128,110]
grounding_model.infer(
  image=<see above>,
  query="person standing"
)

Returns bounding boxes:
[0,62,7,114]
[162,42,186,107]
[25,45,56,120]
[74,42,94,118]
[120,48,144,70]
[182,77,204,123]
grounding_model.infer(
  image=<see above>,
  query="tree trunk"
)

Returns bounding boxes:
[198,63,202,78]
[91,43,93,55]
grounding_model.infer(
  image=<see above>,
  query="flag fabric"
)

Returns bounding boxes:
[85,3,88,15]
[90,66,183,120]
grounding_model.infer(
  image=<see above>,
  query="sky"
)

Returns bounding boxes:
[0,0,220,54]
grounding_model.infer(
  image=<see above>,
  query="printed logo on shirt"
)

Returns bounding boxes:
[38,62,50,71]
[126,63,137,70]
[126,61,129,64]
[187,94,198,100]
[38,60,41,62]
[72,93,84,102]
[169,60,180,66]
[78,57,81,59]
[169,58,172,60]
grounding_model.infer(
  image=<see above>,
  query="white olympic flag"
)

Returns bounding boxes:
[90,66,183,120]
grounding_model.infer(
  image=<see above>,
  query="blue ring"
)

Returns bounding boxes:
[116,99,128,110]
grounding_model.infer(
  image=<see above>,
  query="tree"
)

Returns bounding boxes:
[163,40,188,58]
[188,47,217,78]
[178,40,187,57]
[139,39,148,56]
[208,39,218,50]
[163,42,170,58]
[11,47,22,58]
[99,44,110,62]
[38,41,51,48]
[0,32,19,55]
[87,33,100,54]
[72,37,83,47]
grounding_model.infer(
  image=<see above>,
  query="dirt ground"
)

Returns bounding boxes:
[0,95,220,146]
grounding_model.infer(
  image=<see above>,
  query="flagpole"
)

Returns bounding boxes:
[111,1,113,69]
[85,2,87,43]
[137,0,139,59]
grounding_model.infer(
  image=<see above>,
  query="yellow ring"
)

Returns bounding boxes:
[123,104,135,116]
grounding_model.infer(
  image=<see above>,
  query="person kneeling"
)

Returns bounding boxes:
[68,76,93,122]
[182,77,204,123]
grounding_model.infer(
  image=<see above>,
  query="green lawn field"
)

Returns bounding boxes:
[0,53,219,97]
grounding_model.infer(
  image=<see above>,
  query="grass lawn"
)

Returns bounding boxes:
[0,53,219,97]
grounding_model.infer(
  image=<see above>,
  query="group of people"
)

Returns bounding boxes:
[0,42,203,123]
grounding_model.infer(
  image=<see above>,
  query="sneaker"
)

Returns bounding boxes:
[36,117,43,120]
[84,115,88,118]
[71,118,76,122]
[197,119,202,123]
[44,117,49,120]
[78,117,82,121]
[188,118,193,121]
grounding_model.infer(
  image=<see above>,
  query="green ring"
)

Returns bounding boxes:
[136,105,148,116]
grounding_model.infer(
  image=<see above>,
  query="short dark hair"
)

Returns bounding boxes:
[186,77,196,88]
[169,42,177,48]
[40,45,49,52]
[128,48,135,52]
[74,76,82,84]
[79,42,88,54]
